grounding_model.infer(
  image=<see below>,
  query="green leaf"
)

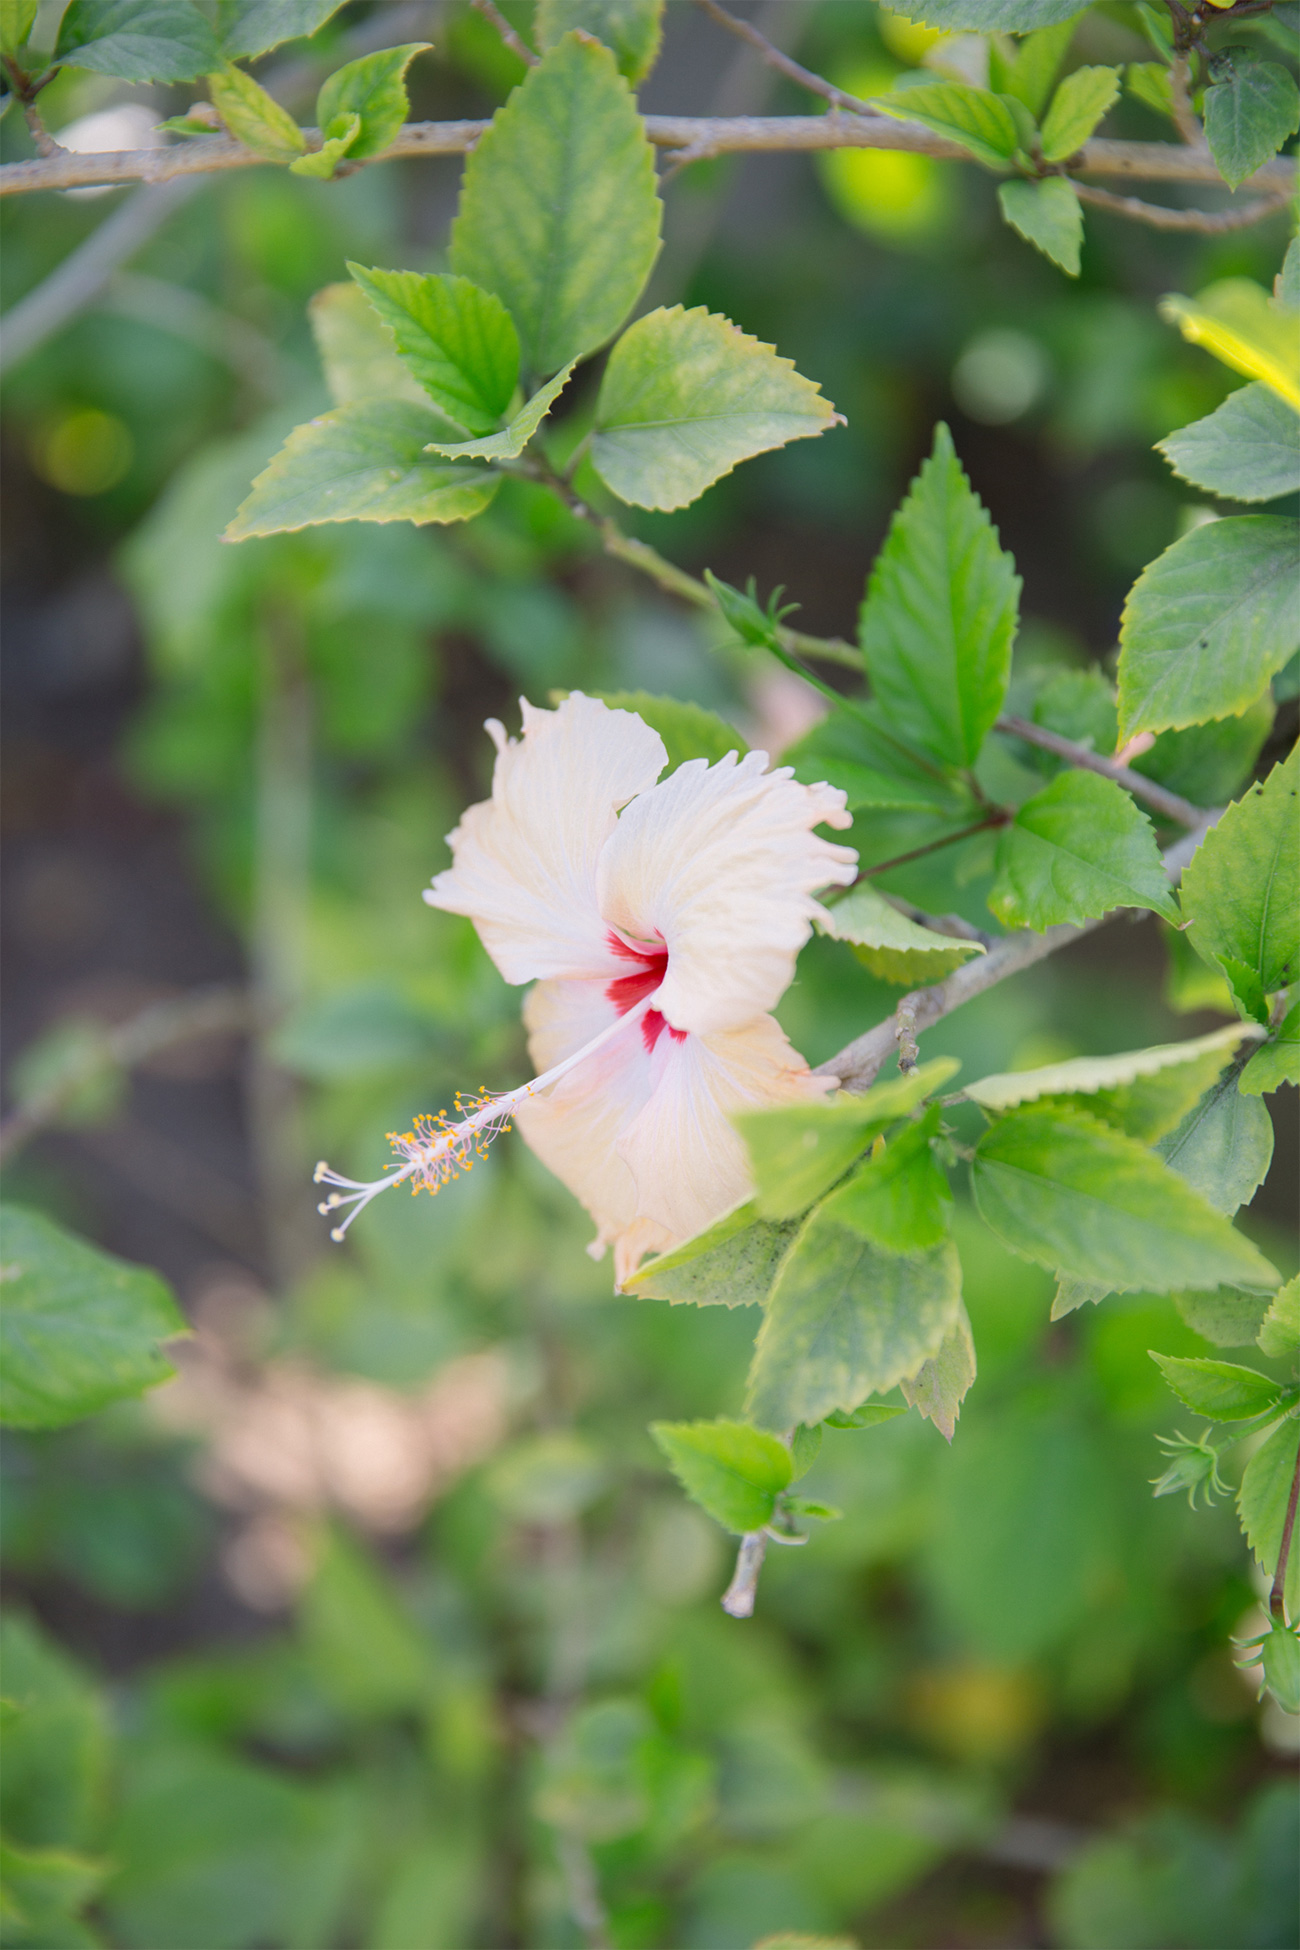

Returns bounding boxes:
[289,111,360,178]
[1150,1352,1287,1420]
[1025,669,1118,766]
[1238,1417,1300,1617]
[650,1419,791,1533]
[1158,383,1300,505]
[1180,748,1299,998]
[785,706,971,816]
[1174,1286,1272,1347]
[450,32,661,379]
[346,267,520,436]
[746,1228,962,1431]
[889,0,1082,27]
[789,1421,822,1479]
[54,0,221,80]
[991,18,1079,119]
[1255,1618,1300,1714]
[1156,1069,1275,1216]
[590,304,838,511]
[1133,694,1275,808]
[900,1300,976,1440]
[206,62,306,161]
[824,1400,908,1429]
[314,41,429,160]
[587,691,746,769]
[0,1614,108,1853]
[0,1206,185,1430]
[623,1200,797,1307]
[860,423,1020,770]
[1204,49,1300,191]
[997,176,1083,275]
[820,881,985,985]
[224,401,501,539]
[826,1107,953,1253]
[1039,64,1120,158]
[1127,60,1175,120]
[1163,917,1236,1017]
[1161,278,1300,409]
[971,1106,1280,1292]
[873,82,1023,169]
[308,283,431,409]
[1258,1276,1299,1361]
[1118,517,1300,739]
[780,1497,842,1522]
[425,361,575,460]
[0,1837,106,1936]
[988,770,1179,930]
[535,0,664,83]
[1,0,38,56]
[735,1058,960,1222]
[216,0,345,59]
[1051,1274,1111,1318]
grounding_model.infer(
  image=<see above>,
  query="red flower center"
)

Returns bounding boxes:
[606,932,687,1053]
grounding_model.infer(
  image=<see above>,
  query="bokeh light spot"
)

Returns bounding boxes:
[952,328,1052,424]
[29,407,134,495]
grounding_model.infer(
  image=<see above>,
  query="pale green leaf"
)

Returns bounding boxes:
[587,691,745,769]
[988,769,1179,930]
[735,1058,960,1222]
[535,0,663,83]
[824,1400,908,1429]
[217,0,345,58]
[873,82,1022,168]
[308,283,430,409]
[0,1206,186,1430]
[425,361,575,460]
[207,62,306,162]
[971,1106,1279,1292]
[997,176,1083,275]
[1258,1619,1300,1714]
[1240,1001,1299,1095]
[590,304,838,511]
[1157,1069,1275,1215]
[289,111,359,178]
[1158,383,1300,505]
[860,423,1020,769]
[789,1421,822,1479]
[746,1229,962,1432]
[224,402,501,539]
[450,32,661,379]
[990,18,1079,119]
[623,1200,796,1307]
[315,41,429,160]
[347,266,519,436]
[965,1022,1262,1116]
[0,0,38,55]
[1174,1286,1271,1347]
[650,1419,791,1533]
[1204,50,1300,191]
[1051,1275,1112,1318]
[1180,748,1299,997]
[894,0,1081,25]
[824,1107,953,1253]
[900,1301,976,1440]
[54,0,221,80]
[1258,1276,1299,1361]
[1127,61,1174,120]
[1238,1418,1300,1617]
[1039,64,1120,158]
[1150,1352,1287,1420]
[820,881,985,985]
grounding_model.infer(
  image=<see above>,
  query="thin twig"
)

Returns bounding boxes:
[1071,178,1291,232]
[1168,52,1203,146]
[851,815,1008,883]
[1269,1438,1300,1619]
[721,1530,768,1617]
[470,0,538,65]
[692,0,879,117]
[996,715,1204,828]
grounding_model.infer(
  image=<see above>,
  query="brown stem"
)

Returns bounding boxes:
[1270,1437,1300,1619]
[470,0,538,66]
[692,0,879,117]
[996,715,1205,828]
[849,814,1009,884]
[1168,51,1203,144]
[1071,179,1290,232]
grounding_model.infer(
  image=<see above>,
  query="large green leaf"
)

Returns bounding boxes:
[449,32,661,379]
[1240,1001,1300,1095]
[900,1301,976,1440]
[0,1206,185,1430]
[820,881,985,985]
[785,706,972,816]
[535,0,664,83]
[1157,1069,1275,1216]
[650,1419,791,1533]
[873,82,1023,168]
[1039,64,1120,158]
[225,402,501,538]
[1158,383,1300,504]
[54,0,220,79]
[997,177,1083,276]
[590,304,838,511]
[1117,516,1300,739]
[827,1107,953,1252]
[347,268,520,436]
[426,362,575,460]
[1179,748,1299,997]
[1203,49,1300,191]
[971,1107,1279,1292]
[746,1227,962,1431]
[308,284,430,409]
[623,1201,797,1306]
[313,42,429,160]
[966,1022,1260,1140]
[217,0,346,57]
[1257,1276,1299,1361]
[988,770,1179,930]
[1238,1418,1300,1618]
[1151,1353,1289,1420]
[860,424,1020,770]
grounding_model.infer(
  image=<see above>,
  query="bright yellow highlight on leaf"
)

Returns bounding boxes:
[816,59,951,244]
[877,8,943,62]
[1160,278,1300,411]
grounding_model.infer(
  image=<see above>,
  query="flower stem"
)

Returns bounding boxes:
[1270,1438,1300,1619]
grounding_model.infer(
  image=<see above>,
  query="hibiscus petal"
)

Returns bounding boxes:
[596,752,856,1035]
[425,694,667,984]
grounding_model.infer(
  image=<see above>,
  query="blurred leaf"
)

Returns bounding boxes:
[1158,383,1300,504]
[1239,1000,1299,1094]
[1051,1274,1111,1318]
[535,0,664,82]
[965,1022,1260,1139]
[0,1616,108,1851]
[889,0,1081,24]
[313,42,429,161]
[216,0,345,57]
[651,1420,791,1533]
[991,17,1078,118]
[347,267,520,437]
[820,882,984,984]
[0,0,38,55]
[715,1721,827,1836]
[535,1699,654,1840]
[874,83,1023,168]
[450,32,661,378]
[225,402,501,538]
[1028,668,1117,766]
[1149,1352,1288,1420]
[271,982,437,1078]
[1180,749,1299,996]
[1257,1276,1299,1360]
[1254,1617,1300,1714]
[625,1201,798,1307]
[823,1399,908,1428]
[828,1107,953,1253]
[1039,65,1120,158]
[426,361,575,460]
[0,1207,184,1431]
[860,423,1020,770]
[1132,693,1274,807]
[1162,919,1235,1017]
[900,1300,976,1440]
[1203,49,1300,190]
[1117,517,1300,740]
[367,1833,484,1950]
[988,771,1178,929]
[308,284,430,409]
[10,1018,126,1130]
[1238,1418,1300,1616]
[1160,279,1300,409]
[1127,60,1174,118]
[788,1422,822,1479]
[1173,1286,1272,1346]
[0,1836,106,1943]
[1156,1068,1274,1215]
[484,1431,604,1522]
[300,1528,433,1718]
[54,0,221,81]
[591,691,745,769]
[971,1107,1279,1292]
[997,177,1083,275]
[206,63,306,161]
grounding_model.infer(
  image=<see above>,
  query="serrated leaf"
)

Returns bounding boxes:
[207,63,306,161]
[988,769,1179,930]
[991,18,1078,119]
[965,1022,1262,1128]
[650,1419,791,1533]
[623,1200,797,1306]
[1158,1068,1275,1215]
[1150,1352,1287,1420]
[1180,749,1299,1001]
[425,361,575,460]
[997,177,1084,275]
[1051,1274,1112,1318]
[0,1206,185,1430]
[225,401,500,538]
[971,1106,1279,1292]
[1160,279,1300,409]
[820,881,985,985]
[735,1058,960,1222]
[308,283,431,409]
[450,32,661,379]
[587,692,746,769]
[860,423,1020,770]
[1241,1002,1300,1094]
[826,1106,953,1252]
[874,82,1022,168]
[1175,1286,1271,1346]
[535,0,663,83]
[590,304,837,511]
[785,706,970,816]
[1258,1276,1299,1361]
[289,111,359,177]
[896,0,1082,25]
[314,41,429,160]
[1039,63,1120,157]
[347,267,520,436]
[1133,694,1275,808]
[217,0,345,59]
[1027,667,1118,765]
[54,0,221,80]
[1238,1417,1300,1617]
[1204,50,1300,190]
[1159,383,1300,505]
[900,1300,975,1439]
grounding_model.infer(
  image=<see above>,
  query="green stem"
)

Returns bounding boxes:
[1270,1436,1300,1619]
